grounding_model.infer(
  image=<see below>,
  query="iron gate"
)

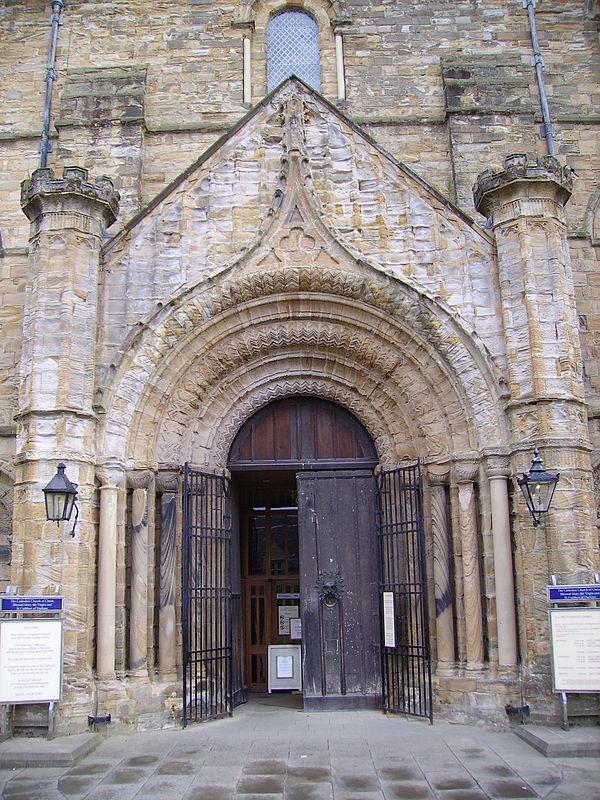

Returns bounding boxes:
[182,465,232,725]
[376,462,432,721]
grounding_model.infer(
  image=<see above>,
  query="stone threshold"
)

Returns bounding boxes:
[515,723,600,758]
[0,732,100,768]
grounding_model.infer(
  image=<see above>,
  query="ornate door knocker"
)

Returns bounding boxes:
[316,572,345,608]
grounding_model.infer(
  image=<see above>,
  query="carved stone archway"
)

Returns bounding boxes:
[97,266,508,472]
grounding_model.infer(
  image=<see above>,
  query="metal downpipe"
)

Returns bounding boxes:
[523,0,556,157]
[40,0,65,169]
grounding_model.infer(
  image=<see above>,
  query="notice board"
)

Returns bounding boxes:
[0,618,63,703]
[549,607,600,693]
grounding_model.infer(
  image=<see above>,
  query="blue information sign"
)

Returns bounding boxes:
[1,596,63,613]
[548,585,600,604]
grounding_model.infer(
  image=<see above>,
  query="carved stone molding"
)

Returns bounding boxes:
[473,154,572,221]
[155,471,180,494]
[208,378,396,468]
[453,461,479,484]
[101,268,507,481]
[427,465,451,486]
[235,0,348,24]
[96,464,125,490]
[126,470,154,490]
[485,455,511,480]
[21,167,120,227]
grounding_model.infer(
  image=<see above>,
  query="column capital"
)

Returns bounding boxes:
[126,469,154,490]
[453,460,479,484]
[427,465,450,486]
[156,471,180,493]
[484,455,511,480]
[473,154,572,222]
[97,463,125,490]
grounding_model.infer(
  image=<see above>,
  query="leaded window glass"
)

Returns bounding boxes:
[268,10,321,92]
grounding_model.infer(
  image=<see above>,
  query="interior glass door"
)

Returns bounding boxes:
[241,482,300,691]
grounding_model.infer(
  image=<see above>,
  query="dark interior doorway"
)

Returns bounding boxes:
[183,398,431,722]
[238,471,299,693]
[228,396,381,710]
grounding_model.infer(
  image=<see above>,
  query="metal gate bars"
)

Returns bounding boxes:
[377,462,432,722]
[182,465,232,725]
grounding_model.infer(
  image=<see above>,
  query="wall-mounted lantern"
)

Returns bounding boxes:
[517,448,560,527]
[43,463,79,537]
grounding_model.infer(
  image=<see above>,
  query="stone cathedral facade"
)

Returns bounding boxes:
[0,0,599,733]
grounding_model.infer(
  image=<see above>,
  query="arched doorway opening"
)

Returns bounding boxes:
[181,397,430,723]
[228,396,380,710]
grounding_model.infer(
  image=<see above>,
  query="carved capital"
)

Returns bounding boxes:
[485,455,511,480]
[96,463,125,490]
[126,470,154,490]
[156,471,180,493]
[453,461,479,485]
[427,465,450,486]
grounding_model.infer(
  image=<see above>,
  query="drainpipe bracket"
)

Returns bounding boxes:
[540,123,555,139]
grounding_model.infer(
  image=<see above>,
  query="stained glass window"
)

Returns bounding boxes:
[268,10,321,92]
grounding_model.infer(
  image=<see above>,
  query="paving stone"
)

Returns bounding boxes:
[377,766,424,781]
[236,774,285,794]
[477,779,538,798]
[427,772,478,790]
[379,780,435,799]
[243,759,287,775]
[183,786,236,800]
[286,764,331,782]
[100,766,147,785]
[57,773,103,796]
[284,782,333,800]
[334,773,381,791]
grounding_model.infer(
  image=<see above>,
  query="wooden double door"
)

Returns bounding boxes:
[240,469,381,708]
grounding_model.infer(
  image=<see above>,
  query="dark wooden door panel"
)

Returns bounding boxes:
[298,469,381,709]
[229,397,378,469]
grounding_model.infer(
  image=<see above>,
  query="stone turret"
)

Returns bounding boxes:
[14,167,119,730]
[474,155,599,719]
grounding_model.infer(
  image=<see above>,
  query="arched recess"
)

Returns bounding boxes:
[239,0,341,102]
[228,396,378,468]
[96,265,508,474]
[237,0,348,18]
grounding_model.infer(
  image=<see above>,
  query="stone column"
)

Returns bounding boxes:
[474,156,599,646]
[335,34,346,101]
[454,461,484,668]
[243,36,252,105]
[486,458,518,668]
[156,471,179,678]
[16,168,118,726]
[428,467,455,668]
[127,470,153,676]
[96,465,124,680]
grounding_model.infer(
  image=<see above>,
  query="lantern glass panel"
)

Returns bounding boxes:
[45,491,68,521]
